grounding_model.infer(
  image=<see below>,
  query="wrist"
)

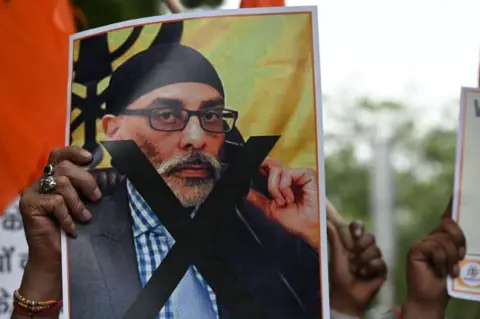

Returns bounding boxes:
[330,292,364,318]
[19,258,62,301]
[401,299,445,319]
[331,308,362,319]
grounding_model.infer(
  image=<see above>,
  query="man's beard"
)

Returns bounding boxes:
[155,152,222,207]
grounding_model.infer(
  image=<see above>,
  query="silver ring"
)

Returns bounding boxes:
[43,164,55,176]
[39,164,56,193]
[40,175,57,194]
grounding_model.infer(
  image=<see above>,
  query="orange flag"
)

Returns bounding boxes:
[240,0,285,8]
[0,0,75,213]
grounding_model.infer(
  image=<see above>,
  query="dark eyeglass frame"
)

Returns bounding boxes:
[121,107,239,134]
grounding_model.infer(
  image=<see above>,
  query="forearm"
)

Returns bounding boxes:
[11,259,62,319]
[400,300,446,319]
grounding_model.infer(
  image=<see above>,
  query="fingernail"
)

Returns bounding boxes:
[459,247,466,258]
[354,228,362,238]
[70,224,78,238]
[93,187,102,201]
[80,148,92,158]
[360,268,367,276]
[82,209,92,221]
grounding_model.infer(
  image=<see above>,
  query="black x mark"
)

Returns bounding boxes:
[102,136,279,319]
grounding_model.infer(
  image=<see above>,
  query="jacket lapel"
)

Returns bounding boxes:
[90,181,142,319]
[215,200,308,319]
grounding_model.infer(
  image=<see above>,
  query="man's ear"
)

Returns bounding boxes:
[102,114,120,139]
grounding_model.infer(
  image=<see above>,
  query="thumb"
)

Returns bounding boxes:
[327,221,345,260]
[349,220,365,240]
[247,190,272,217]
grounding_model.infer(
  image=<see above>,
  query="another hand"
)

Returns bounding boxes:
[246,158,320,249]
[20,146,100,263]
[402,199,466,319]
[328,221,387,317]
[18,146,101,305]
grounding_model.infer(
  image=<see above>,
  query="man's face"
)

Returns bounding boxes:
[102,82,225,207]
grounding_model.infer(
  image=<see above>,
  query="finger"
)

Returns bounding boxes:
[48,146,92,165]
[352,244,382,269]
[55,160,102,202]
[359,258,387,278]
[247,190,273,218]
[40,194,77,237]
[436,219,466,258]
[327,221,345,261]
[352,232,375,255]
[418,239,449,277]
[267,168,285,206]
[427,233,462,277]
[258,157,283,175]
[54,176,92,223]
[279,172,295,204]
[349,220,365,239]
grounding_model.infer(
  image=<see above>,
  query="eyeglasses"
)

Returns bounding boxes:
[121,107,238,134]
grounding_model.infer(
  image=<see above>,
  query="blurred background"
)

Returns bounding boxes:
[1,0,480,318]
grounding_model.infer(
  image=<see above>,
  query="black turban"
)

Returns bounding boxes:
[105,43,225,115]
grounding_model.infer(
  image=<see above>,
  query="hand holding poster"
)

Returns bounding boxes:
[448,87,480,301]
[61,7,329,319]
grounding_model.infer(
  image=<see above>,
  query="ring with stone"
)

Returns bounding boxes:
[39,175,57,194]
[43,164,55,176]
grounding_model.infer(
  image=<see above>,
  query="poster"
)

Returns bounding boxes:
[449,87,480,301]
[61,6,328,319]
[0,198,29,319]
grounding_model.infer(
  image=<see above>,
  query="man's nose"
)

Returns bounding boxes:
[179,116,207,150]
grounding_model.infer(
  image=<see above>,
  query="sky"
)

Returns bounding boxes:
[221,0,480,132]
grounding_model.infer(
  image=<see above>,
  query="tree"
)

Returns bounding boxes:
[324,97,480,318]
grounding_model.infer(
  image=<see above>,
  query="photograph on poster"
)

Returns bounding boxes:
[62,7,329,319]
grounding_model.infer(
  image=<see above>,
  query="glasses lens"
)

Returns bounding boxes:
[201,109,235,133]
[150,108,186,131]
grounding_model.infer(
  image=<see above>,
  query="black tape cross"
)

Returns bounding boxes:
[102,136,279,319]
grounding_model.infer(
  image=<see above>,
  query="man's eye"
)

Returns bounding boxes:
[203,111,222,121]
[159,112,174,119]
[153,110,179,121]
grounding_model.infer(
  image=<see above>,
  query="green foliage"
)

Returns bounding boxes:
[182,0,223,8]
[324,97,480,318]
[72,0,224,30]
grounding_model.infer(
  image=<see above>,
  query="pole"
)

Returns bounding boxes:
[371,136,396,307]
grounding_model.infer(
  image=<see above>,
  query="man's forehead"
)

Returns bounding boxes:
[127,83,225,110]
[148,97,225,109]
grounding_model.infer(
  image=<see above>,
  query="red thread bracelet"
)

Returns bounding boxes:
[13,300,63,317]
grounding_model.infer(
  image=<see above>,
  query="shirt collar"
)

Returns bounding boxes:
[126,179,199,238]
[126,179,163,238]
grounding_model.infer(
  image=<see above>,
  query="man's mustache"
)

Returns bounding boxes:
[156,152,221,179]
